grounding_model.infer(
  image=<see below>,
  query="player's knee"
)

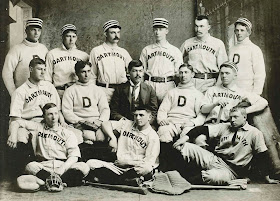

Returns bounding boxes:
[201,169,233,185]
[95,129,106,142]
[194,134,208,149]
[25,162,43,175]
[17,127,30,144]
[70,162,90,178]
[157,126,173,142]
[83,130,96,142]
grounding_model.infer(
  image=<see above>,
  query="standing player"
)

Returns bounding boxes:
[229,18,266,95]
[2,18,48,96]
[140,18,183,102]
[180,15,228,93]
[45,24,89,98]
[89,20,132,102]
[8,103,90,189]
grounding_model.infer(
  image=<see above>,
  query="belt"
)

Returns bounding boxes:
[55,82,75,90]
[144,74,174,83]
[96,82,120,88]
[194,73,219,79]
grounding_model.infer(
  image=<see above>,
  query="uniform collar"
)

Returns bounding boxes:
[131,124,152,136]
[151,41,170,49]
[26,79,44,88]
[23,39,39,47]
[236,37,251,45]
[76,80,94,86]
[61,44,77,51]
[177,81,195,89]
[194,33,211,43]
[103,42,120,50]
[230,122,250,131]
[219,83,239,92]
[44,123,62,132]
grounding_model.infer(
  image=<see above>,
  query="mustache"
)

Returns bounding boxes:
[113,37,119,40]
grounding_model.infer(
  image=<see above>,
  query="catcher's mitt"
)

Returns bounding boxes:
[17,175,45,192]
[45,173,65,192]
[151,171,191,195]
[79,121,99,131]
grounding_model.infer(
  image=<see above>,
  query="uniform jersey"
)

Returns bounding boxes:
[202,84,266,122]
[140,41,183,77]
[228,38,266,95]
[209,122,267,167]
[10,80,61,119]
[16,120,81,160]
[112,119,160,168]
[2,39,48,95]
[180,34,228,73]
[45,45,89,87]
[89,42,132,84]
[157,82,205,125]
[62,81,110,124]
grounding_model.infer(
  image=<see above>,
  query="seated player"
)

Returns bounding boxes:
[86,105,160,184]
[173,106,280,185]
[157,63,205,143]
[110,59,158,125]
[62,60,110,144]
[201,61,268,124]
[7,103,90,189]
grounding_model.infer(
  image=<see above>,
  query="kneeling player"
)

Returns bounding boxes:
[7,103,89,191]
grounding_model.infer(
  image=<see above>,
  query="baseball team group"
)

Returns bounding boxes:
[3,15,280,192]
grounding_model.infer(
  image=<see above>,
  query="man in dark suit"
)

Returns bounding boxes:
[110,60,158,125]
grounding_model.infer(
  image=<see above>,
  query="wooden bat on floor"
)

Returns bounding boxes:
[190,185,241,190]
[84,181,148,195]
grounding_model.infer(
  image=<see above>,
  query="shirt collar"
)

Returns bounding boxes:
[44,123,62,132]
[230,122,250,131]
[131,124,152,136]
[129,80,141,87]
[62,44,77,51]
[194,33,211,43]
[177,81,195,89]
[103,42,120,50]
[151,41,170,49]
[236,37,251,45]
[219,83,239,92]
[26,79,43,88]
[23,39,39,47]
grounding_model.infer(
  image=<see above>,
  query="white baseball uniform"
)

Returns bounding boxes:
[140,41,183,101]
[229,38,266,95]
[202,84,268,123]
[2,39,48,96]
[111,119,160,169]
[157,82,205,142]
[180,34,228,93]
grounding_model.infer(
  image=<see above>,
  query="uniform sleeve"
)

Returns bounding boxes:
[143,132,160,168]
[97,89,110,122]
[64,129,81,158]
[243,92,268,113]
[201,87,214,107]
[89,49,98,82]
[139,48,148,72]
[125,51,132,72]
[50,84,61,110]
[191,92,206,126]
[252,129,268,153]
[180,41,188,63]
[45,52,54,83]
[2,48,20,96]
[216,40,228,68]
[62,88,84,124]
[16,119,40,131]
[174,49,184,75]
[251,46,266,95]
[157,91,173,124]
[110,118,129,133]
[208,123,228,139]
[9,90,25,118]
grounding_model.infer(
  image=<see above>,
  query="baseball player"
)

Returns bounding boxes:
[229,18,266,95]
[180,15,228,93]
[157,63,205,143]
[7,103,90,188]
[174,106,280,185]
[89,20,132,102]
[87,106,160,183]
[62,60,110,144]
[2,18,48,96]
[45,24,89,98]
[201,61,268,124]
[140,18,183,102]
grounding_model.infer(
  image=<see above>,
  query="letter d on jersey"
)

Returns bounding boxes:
[82,97,91,108]
[177,96,186,107]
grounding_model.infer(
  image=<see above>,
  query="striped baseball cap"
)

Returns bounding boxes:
[235,18,252,31]
[103,20,121,32]
[220,61,238,72]
[61,24,77,35]
[153,18,169,28]
[26,18,43,28]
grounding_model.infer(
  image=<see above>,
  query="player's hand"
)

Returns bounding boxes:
[215,100,228,108]
[265,176,280,184]
[92,119,102,128]
[159,119,169,126]
[173,135,189,150]
[109,138,118,152]
[134,163,153,176]
[7,134,17,149]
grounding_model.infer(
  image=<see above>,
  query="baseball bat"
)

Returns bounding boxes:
[191,185,241,190]
[84,181,148,195]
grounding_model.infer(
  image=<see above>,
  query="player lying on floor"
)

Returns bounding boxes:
[173,106,280,185]
[86,105,160,185]
[7,103,89,191]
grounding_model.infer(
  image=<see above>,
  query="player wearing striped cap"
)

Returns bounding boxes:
[89,20,132,103]
[2,18,48,96]
[45,24,89,98]
[140,18,183,102]
[180,15,228,93]
[229,18,266,95]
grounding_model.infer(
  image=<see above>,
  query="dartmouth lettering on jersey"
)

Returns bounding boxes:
[52,56,80,65]
[186,44,216,55]
[97,52,125,61]
[38,131,66,146]
[122,130,147,149]
[25,90,53,103]
[147,51,175,62]
[212,92,242,100]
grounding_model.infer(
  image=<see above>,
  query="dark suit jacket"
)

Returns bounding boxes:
[110,81,158,124]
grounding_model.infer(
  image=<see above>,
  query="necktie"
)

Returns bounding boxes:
[130,85,138,102]
[232,130,238,145]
